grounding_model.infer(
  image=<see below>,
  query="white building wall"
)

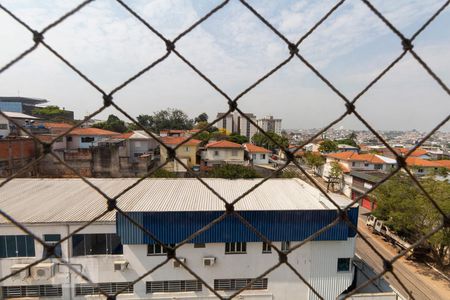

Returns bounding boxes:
[0,223,355,300]
[67,136,110,149]
[0,114,10,138]
[203,149,245,166]
[251,152,269,165]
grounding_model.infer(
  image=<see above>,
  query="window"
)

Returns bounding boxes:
[185,147,189,152]
[42,234,62,258]
[214,278,268,291]
[146,280,202,293]
[0,235,35,258]
[351,162,356,167]
[66,136,72,142]
[337,258,351,272]
[261,154,266,159]
[252,154,257,160]
[214,150,219,156]
[281,241,290,252]
[0,123,8,129]
[133,152,143,157]
[147,244,175,255]
[81,136,95,143]
[2,285,62,298]
[225,242,246,254]
[374,164,383,170]
[75,282,133,296]
[418,168,424,173]
[364,163,369,167]
[72,234,122,256]
[231,150,238,156]
[194,243,205,248]
[262,242,271,253]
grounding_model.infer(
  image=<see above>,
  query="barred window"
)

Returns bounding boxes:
[337,258,351,272]
[2,285,62,298]
[214,278,268,291]
[225,242,246,254]
[75,282,133,296]
[0,235,35,258]
[147,243,175,256]
[281,241,290,252]
[72,234,122,256]
[81,137,95,143]
[146,280,202,293]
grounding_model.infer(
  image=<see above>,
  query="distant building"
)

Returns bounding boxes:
[201,140,245,168]
[257,115,282,135]
[0,111,41,137]
[159,136,202,172]
[234,113,258,140]
[244,143,271,165]
[215,113,234,134]
[0,96,47,114]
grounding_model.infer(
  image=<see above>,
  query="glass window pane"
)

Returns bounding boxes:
[6,236,17,257]
[72,235,85,256]
[16,236,27,257]
[26,236,35,257]
[0,236,6,258]
[109,234,123,255]
[90,234,107,255]
[43,234,61,258]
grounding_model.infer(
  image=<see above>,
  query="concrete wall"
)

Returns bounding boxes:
[0,223,355,300]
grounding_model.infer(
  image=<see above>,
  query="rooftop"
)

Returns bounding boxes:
[0,178,353,224]
[206,140,243,149]
[68,127,120,136]
[0,96,48,105]
[1,111,39,120]
[243,143,271,153]
[161,136,201,146]
[326,151,396,164]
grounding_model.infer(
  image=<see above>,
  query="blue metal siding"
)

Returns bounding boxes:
[117,207,359,244]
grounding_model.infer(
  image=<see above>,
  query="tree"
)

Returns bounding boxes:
[328,161,343,191]
[209,164,261,179]
[318,139,338,153]
[335,138,358,148]
[92,114,128,133]
[134,108,194,133]
[373,174,450,269]
[228,133,248,144]
[304,152,325,175]
[252,132,288,151]
[32,105,72,122]
[194,113,208,123]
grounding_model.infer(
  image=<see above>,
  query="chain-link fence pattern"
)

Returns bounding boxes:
[0,0,449,299]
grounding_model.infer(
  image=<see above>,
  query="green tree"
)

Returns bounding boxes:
[32,105,72,122]
[209,164,261,179]
[134,108,193,133]
[92,114,128,133]
[194,113,208,123]
[150,169,177,178]
[252,132,288,151]
[318,139,338,153]
[304,152,325,174]
[373,174,450,269]
[228,133,248,144]
[334,138,358,148]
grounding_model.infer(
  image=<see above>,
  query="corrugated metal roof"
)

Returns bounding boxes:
[0,178,354,224]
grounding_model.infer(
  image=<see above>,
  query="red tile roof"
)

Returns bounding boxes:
[406,157,448,168]
[206,140,243,149]
[44,122,72,128]
[161,136,202,146]
[244,143,271,153]
[68,128,120,136]
[394,147,428,157]
[326,151,386,164]
[115,132,133,139]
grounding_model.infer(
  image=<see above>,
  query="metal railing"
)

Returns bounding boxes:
[0,0,449,299]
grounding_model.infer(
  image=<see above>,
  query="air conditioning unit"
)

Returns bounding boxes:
[10,264,30,280]
[114,260,129,271]
[203,257,216,267]
[31,263,55,280]
[173,258,186,268]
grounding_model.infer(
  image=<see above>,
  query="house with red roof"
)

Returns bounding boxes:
[64,127,120,149]
[406,157,450,176]
[160,136,202,172]
[244,143,271,165]
[201,140,245,168]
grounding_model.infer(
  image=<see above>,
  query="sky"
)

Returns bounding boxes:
[0,0,449,132]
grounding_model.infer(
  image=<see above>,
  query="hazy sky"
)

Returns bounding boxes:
[0,0,449,132]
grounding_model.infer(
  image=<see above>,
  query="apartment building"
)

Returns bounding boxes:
[215,113,234,134]
[257,116,282,135]
[0,178,358,300]
[215,112,258,139]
